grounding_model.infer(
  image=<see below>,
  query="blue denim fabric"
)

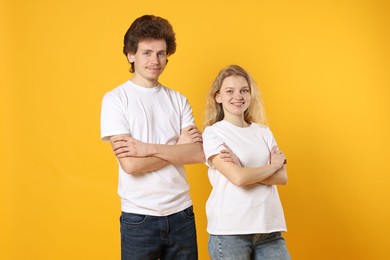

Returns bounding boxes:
[208,232,290,260]
[120,206,198,260]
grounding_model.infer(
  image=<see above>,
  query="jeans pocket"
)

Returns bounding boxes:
[180,206,195,220]
[267,232,282,240]
[120,212,149,227]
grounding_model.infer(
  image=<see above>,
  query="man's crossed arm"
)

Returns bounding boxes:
[109,126,205,174]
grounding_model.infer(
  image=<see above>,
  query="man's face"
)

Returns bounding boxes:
[127,39,168,87]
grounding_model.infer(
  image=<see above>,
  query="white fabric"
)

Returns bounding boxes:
[100,80,195,216]
[203,120,287,235]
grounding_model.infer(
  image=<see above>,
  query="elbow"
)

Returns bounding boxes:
[120,163,138,175]
[198,153,206,164]
[230,175,248,187]
[279,175,288,185]
[223,167,250,187]
[277,166,288,185]
[195,144,206,164]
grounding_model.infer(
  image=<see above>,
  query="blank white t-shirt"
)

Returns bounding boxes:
[100,80,195,216]
[203,120,287,235]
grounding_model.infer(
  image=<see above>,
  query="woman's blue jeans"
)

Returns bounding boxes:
[208,232,290,260]
[120,206,198,260]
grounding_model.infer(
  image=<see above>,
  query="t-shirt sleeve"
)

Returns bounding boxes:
[100,92,130,141]
[202,127,225,167]
[263,126,278,151]
[180,96,196,129]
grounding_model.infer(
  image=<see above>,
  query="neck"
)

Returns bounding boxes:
[130,76,159,88]
[224,116,248,128]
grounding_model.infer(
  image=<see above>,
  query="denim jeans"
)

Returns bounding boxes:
[120,206,198,260]
[208,232,290,260]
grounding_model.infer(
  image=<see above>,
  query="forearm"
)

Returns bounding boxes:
[228,164,280,186]
[259,165,288,185]
[111,134,205,165]
[118,156,170,174]
[149,143,205,165]
[212,155,280,187]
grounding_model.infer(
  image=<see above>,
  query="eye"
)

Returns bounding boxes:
[241,88,250,94]
[157,52,167,58]
[143,51,151,56]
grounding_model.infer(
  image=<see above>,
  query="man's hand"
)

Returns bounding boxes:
[219,143,242,166]
[177,125,203,144]
[111,135,152,158]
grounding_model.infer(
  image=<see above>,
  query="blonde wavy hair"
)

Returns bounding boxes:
[204,65,267,128]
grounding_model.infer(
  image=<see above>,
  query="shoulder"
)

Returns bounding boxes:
[161,85,188,100]
[203,122,224,138]
[103,81,131,99]
[204,121,222,132]
[251,123,272,133]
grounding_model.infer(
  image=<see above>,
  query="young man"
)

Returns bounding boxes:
[100,15,204,260]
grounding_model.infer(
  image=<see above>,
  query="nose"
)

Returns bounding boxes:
[150,54,160,64]
[234,91,243,99]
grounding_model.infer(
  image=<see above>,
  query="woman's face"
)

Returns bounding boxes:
[216,75,251,118]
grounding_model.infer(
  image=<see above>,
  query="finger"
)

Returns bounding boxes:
[193,137,203,143]
[193,128,201,134]
[112,142,127,151]
[111,136,121,141]
[190,134,201,140]
[116,152,129,158]
[220,153,232,159]
[187,127,196,134]
[182,125,194,133]
[112,141,123,149]
[191,131,202,137]
[219,152,228,157]
[114,147,128,155]
[222,143,232,151]
[219,152,230,158]
[113,139,127,144]
[111,135,129,142]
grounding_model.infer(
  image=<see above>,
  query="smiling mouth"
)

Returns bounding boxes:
[146,68,161,74]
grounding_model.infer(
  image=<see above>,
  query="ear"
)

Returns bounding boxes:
[126,53,135,63]
[215,93,222,104]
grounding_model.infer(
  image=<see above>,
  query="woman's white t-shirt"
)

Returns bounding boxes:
[203,120,287,235]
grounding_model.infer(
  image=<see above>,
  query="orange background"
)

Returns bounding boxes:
[1,0,390,259]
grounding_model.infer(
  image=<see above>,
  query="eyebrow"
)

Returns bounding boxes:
[140,48,166,53]
[224,86,250,89]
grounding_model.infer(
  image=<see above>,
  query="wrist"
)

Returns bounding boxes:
[270,163,282,172]
[148,143,158,156]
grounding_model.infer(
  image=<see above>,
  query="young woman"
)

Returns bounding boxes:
[203,65,290,259]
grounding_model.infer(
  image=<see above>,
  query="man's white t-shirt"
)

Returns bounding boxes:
[203,120,287,235]
[100,80,195,216]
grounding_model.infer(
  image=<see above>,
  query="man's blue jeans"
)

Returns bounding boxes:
[120,206,198,260]
[208,232,290,260]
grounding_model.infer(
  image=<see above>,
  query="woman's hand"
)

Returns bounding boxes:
[270,146,286,169]
[219,143,242,167]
